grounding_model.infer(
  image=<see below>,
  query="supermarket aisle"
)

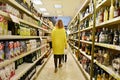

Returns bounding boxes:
[36,47,86,80]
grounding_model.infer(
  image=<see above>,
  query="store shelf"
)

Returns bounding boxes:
[11,49,49,80]
[95,61,120,80]
[0,36,40,40]
[69,39,79,42]
[0,44,48,68]
[69,31,79,35]
[95,43,120,51]
[31,50,52,80]
[79,49,91,60]
[96,16,120,27]
[5,0,39,21]
[80,26,93,32]
[0,10,10,20]
[69,42,79,50]
[72,53,90,80]
[80,40,92,44]
[0,10,50,33]
[41,21,53,30]
[80,0,90,12]
[80,13,93,22]
[96,0,108,11]
[80,40,120,51]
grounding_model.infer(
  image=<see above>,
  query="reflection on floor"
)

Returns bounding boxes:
[36,48,86,80]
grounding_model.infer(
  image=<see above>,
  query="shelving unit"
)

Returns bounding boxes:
[0,44,48,68]
[0,0,52,79]
[0,36,40,40]
[68,0,120,80]
[31,50,52,80]
[69,39,79,42]
[0,10,51,33]
[79,49,91,60]
[3,0,39,20]
[71,48,90,80]
[11,49,49,80]
[95,61,120,80]
[80,27,92,32]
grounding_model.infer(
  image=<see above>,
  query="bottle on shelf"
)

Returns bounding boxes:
[118,26,120,45]
[104,28,109,43]
[118,0,120,16]
[99,28,106,43]
[103,49,110,66]
[109,0,115,19]
[104,7,109,21]
[98,8,104,23]
[96,69,102,80]
[108,29,114,44]
[95,29,101,42]
[114,0,119,18]
[85,44,91,55]
[89,0,93,13]
[113,28,119,45]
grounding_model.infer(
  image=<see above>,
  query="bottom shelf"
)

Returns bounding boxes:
[95,61,120,80]
[31,50,52,80]
[72,53,90,80]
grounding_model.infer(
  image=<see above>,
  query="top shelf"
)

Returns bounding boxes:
[80,0,90,12]
[5,0,39,21]
[96,0,110,11]
[0,10,51,33]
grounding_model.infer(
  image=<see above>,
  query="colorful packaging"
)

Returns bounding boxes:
[16,41,20,55]
[0,42,4,62]
[5,41,14,59]
[4,65,11,80]
[9,63,15,79]
[13,42,17,56]
[3,19,8,35]
[20,41,27,53]
[0,15,4,35]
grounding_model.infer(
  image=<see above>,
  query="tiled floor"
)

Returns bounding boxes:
[36,47,86,80]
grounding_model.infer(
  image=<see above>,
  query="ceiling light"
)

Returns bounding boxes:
[54,4,62,8]
[43,13,49,15]
[39,8,47,12]
[32,0,43,5]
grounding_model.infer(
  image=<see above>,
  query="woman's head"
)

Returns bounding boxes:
[56,19,64,29]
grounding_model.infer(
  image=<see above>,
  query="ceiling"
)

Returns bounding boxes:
[32,0,85,19]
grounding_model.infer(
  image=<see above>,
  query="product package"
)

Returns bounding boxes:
[5,41,14,59]
[0,42,4,62]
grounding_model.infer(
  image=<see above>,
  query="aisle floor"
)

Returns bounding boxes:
[36,48,86,80]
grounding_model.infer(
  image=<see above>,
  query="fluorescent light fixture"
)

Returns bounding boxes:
[54,4,62,8]
[32,0,43,5]
[43,12,49,15]
[39,8,47,12]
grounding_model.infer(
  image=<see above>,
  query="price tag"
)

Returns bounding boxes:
[9,14,20,24]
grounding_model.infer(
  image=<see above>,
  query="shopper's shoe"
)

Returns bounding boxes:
[54,68,58,73]
[59,64,62,68]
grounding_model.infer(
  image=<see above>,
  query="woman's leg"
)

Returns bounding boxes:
[65,54,67,62]
[58,55,62,68]
[54,55,58,69]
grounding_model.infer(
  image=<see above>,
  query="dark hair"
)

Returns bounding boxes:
[55,19,64,29]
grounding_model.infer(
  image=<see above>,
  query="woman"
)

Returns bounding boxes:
[51,19,67,73]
